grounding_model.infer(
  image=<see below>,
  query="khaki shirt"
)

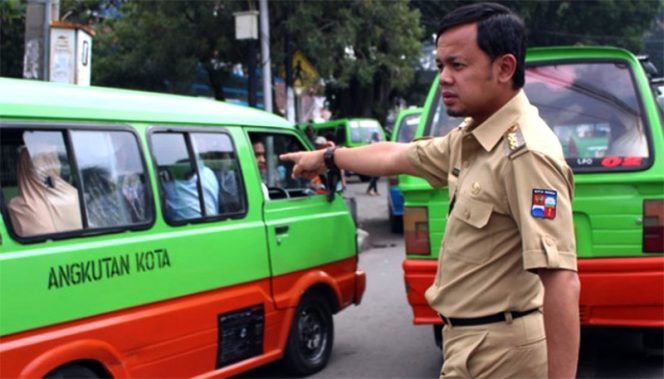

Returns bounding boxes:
[407,90,577,318]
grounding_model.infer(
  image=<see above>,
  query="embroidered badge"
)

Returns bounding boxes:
[531,189,557,219]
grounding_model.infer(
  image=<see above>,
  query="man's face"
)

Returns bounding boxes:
[436,23,503,125]
[253,142,267,173]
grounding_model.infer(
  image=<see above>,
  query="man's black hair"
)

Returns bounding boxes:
[436,2,526,89]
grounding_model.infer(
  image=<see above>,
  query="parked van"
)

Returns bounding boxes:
[311,118,386,149]
[400,46,663,347]
[387,107,422,233]
[0,78,365,378]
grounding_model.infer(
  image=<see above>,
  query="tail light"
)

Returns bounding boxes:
[388,176,399,186]
[643,199,664,253]
[404,207,430,255]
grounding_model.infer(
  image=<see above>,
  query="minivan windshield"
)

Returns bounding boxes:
[524,60,650,172]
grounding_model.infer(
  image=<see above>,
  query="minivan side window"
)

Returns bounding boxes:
[72,130,150,227]
[249,132,312,200]
[0,127,152,240]
[151,131,245,223]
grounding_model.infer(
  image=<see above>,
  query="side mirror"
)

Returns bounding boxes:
[325,169,341,202]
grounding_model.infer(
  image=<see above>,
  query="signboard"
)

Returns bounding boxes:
[292,51,319,92]
[49,21,93,85]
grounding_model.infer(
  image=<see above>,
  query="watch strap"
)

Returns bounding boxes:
[324,147,339,171]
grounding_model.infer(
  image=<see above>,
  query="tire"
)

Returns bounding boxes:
[45,365,100,379]
[282,292,334,376]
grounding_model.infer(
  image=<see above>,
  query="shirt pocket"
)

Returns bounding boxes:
[445,196,494,264]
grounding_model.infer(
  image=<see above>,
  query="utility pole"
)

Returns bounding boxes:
[259,0,272,113]
[284,3,296,123]
[24,0,59,80]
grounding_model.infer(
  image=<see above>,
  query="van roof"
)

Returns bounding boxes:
[0,78,292,129]
[312,118,380,127]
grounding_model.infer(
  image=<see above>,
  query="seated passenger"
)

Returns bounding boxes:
[7,146,82,237]
[163,163,219,221]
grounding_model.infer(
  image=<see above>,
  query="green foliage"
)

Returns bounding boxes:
[281,0,423,120]
[93,0,246,99]
[412,0,662,53]
[0,0,26,78]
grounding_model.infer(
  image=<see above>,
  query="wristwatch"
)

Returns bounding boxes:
[323,147,339,171]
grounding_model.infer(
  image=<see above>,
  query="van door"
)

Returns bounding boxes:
[247,130,356,309]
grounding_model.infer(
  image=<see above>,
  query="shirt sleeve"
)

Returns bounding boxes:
[503,150,577,272]
[406,135,452,188]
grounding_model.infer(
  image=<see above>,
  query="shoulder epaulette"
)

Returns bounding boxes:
[503,125,527,159]
[459,117,473,129]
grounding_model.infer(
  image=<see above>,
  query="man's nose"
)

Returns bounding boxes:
[439,67,453,86]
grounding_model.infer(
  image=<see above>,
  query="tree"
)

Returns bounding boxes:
[92,0,248,100]
[412,0,663,55]
[0,0,26,78]
[280,0,423,121]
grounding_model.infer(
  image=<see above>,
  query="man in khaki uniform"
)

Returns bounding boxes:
[281,2,580,378]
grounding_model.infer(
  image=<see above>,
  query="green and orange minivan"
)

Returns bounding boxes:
[0,78,365,378]
[400,46,664,346]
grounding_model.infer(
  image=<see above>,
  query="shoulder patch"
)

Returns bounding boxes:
[503,125,527,159]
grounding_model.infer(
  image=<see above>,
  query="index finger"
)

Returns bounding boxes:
[280,152,299,162]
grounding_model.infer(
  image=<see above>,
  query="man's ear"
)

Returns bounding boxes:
[496,54,517,85]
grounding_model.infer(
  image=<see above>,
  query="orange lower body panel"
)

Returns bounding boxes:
[403,256,664,328]
[0,258,364,378]
[578,256,664,328]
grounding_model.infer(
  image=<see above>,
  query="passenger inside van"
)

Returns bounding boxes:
[163,163,219,221]
[7,145,82,237]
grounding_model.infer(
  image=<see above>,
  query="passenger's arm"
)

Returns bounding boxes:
[538,268,580,379]
[280,142,418,180]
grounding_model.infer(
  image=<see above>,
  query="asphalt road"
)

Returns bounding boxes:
[241,179,663,378]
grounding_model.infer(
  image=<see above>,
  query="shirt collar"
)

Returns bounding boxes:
[465,90,530,152]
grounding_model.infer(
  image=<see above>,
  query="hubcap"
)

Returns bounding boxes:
[298,307,327,361]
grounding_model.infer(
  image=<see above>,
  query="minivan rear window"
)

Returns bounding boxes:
[525,60,651,172]
[349,120,384,143]
[396,113,421,143]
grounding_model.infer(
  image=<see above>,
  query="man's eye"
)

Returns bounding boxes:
[452,62,464,69]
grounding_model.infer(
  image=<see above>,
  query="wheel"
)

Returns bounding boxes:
[45,364,100,379]
[282,292,334,375]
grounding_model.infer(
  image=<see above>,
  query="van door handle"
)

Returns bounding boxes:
[275,225,289,234]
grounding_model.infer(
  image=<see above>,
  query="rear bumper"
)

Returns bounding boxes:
[402,259,440,325]
[578,257,664,328]
[403,256,664,328]
[354,270,367,305]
